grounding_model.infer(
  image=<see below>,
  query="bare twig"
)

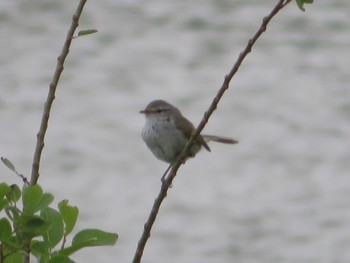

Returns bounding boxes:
[25,1,89,263]
[132,1,292,262]
[29,0,88,186]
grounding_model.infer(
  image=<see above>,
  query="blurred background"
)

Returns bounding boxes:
[0,0,349,262]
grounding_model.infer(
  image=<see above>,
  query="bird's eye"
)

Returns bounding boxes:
[156,109,162,113]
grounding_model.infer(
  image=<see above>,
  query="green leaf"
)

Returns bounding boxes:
[5,206,21,223]
[58,200,79,235]
[1,157,16,172]
[0,218,12,241]
[2,251,23,263]
[38,193,54,210]
[41,207,64,248]
[77,29,98,37]
[0,182,11,199]
[0,237,21,256]
[1,236,21,252]
[22,185,54,216]
[7,184,21,203]
[72,229,118,246]
[0,183,12,212]
[0,198,8,212]
[19,215,49,239]
[48,254,75,263]
[61,229,118,256]
[295,0,313,11]
[31,240,50,262]
[22,185,43,215]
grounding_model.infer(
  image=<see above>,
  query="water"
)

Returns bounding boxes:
[1,1,349,263]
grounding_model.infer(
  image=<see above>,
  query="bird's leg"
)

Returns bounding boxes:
[161,156,188,187]
[161,164,172,186]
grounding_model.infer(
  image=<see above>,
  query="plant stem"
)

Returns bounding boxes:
[25,2,88,263]
[131,1,292,262]
[30,0,88,186]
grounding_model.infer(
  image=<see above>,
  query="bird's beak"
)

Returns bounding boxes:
[140,109,155,114]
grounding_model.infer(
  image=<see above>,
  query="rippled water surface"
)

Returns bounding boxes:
[1,1,349,262]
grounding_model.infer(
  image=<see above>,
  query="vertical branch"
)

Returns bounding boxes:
[29,0,88,186]
[25,1,88,262]
[132,1,292,262]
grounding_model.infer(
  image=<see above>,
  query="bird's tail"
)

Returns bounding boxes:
[202,135,238,144]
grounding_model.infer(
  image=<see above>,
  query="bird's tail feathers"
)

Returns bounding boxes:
[202,135,238,144]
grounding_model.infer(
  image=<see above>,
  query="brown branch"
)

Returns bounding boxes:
[186,0,292,148]
[25,1,88,262]
[132,1,292,262]
[29,0,88,186]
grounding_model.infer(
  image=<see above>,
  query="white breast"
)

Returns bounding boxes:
[141,117,188,163]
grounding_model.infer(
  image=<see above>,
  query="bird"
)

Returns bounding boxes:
[140,99,238,181]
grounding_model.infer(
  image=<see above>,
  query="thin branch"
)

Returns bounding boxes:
[184,0,293,152]
[132,1,292,262]
[29,0,88,186]
[25,1,88,263]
